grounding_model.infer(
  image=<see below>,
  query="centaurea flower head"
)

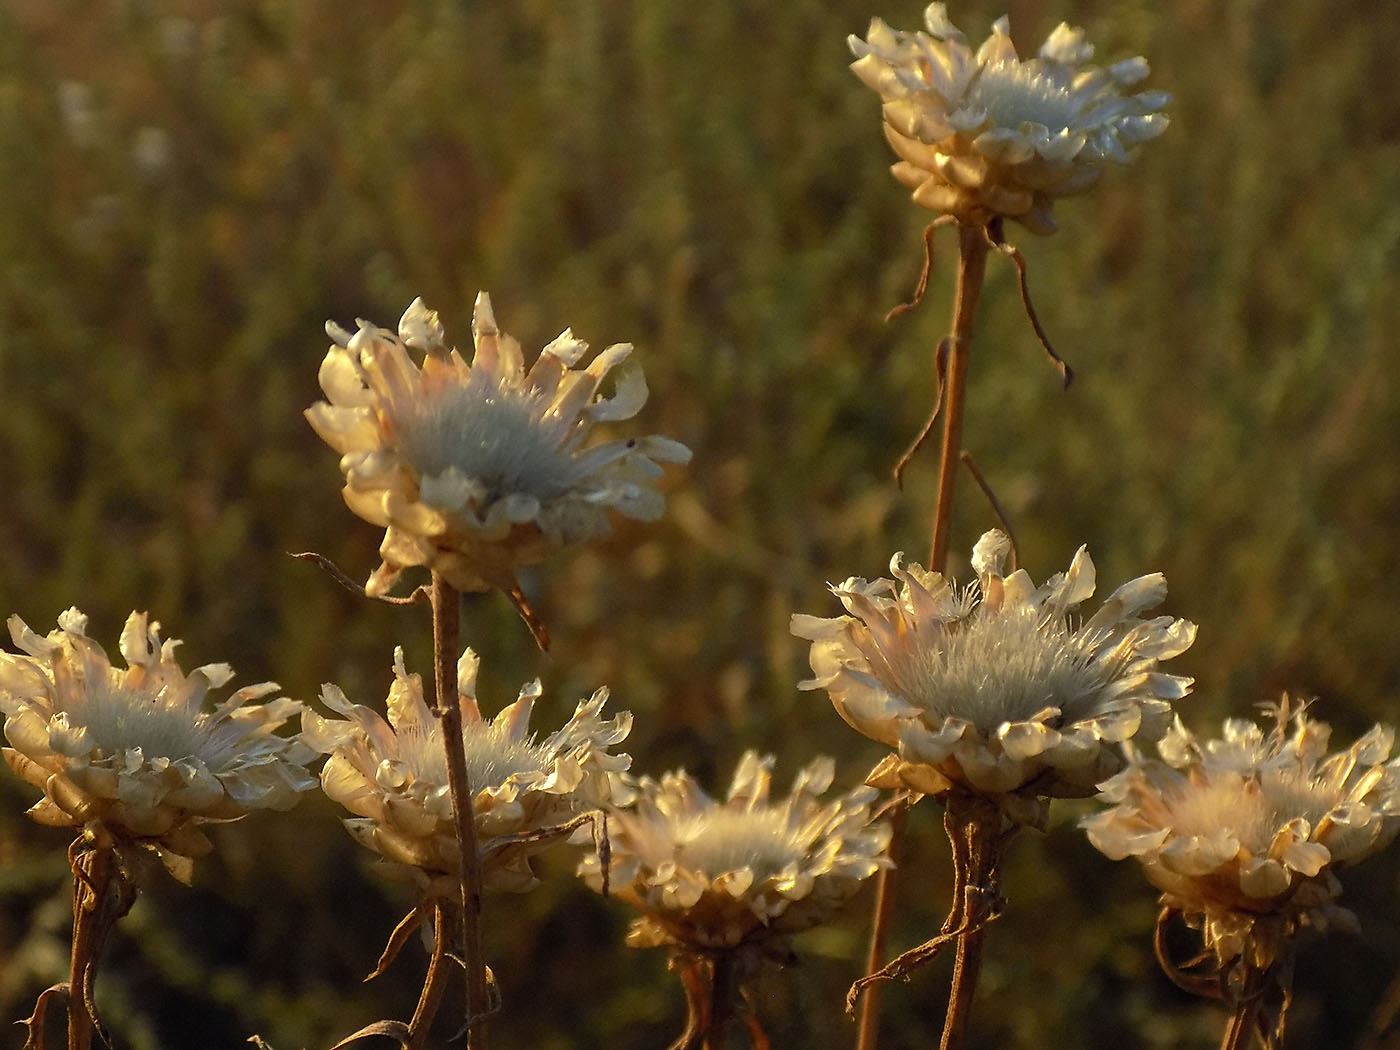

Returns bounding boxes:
[302,647,632,896]
[305,294,691,598]
[793,530,1196,827]
[0,609,316,881]
[1083,698,1400,970]
[849,3,1170,233]
[580,752,890,951]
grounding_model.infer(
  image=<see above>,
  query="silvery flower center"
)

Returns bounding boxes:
[878,608,1109,732]
[965,62,1083,132]
[674,809,807,880]
[391,719,548,792]
[76,686,208,761]
[1165,771,1339,853]
[397,382,579,502]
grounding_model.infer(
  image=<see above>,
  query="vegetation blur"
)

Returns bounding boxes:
[1,0,1397,1047]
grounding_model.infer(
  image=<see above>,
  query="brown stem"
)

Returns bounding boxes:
[706,951,738,1050]
[1219,997,1259,1050]
[928,222,989,571]
[67,846,110,1050]
[856,222,991,1050]
[853,799,908,1050]
[669,954,709,1050]
[939,794,1001,1050]
[431,573,491,1049]
[405,899,453,1050]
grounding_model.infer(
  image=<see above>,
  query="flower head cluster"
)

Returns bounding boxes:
[581,752,890,951]
[1083,698,1400,968]
[0,610,315,881]
[302,647,632,895]
[849,3,1170,233]
[306,294,691,597]
[794,530,1196,826]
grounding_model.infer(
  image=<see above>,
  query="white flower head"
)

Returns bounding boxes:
[306,294,692,597]
[302,646,632,895]
[849,4,1170,232]
[0,609,316,881]
[1083,698,1400,968]
[580,752,891,951]
[793,530,1196,826]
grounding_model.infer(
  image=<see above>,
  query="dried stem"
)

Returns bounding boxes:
[1220,999,1258,1050]
[855,221,990,1050]
[406,899,454,1050]
[939,794,1002,1050]
[431,573,492,1048]
[65,839,135,1050]
[668,950,767,1050]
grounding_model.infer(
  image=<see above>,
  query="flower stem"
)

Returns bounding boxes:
[431,573,491,1049]
[938,794,1000,1050]
[855,222,991,1050]
[406,899,452,1050]
[1219,998,1258,1050]
[67,846,110,1050]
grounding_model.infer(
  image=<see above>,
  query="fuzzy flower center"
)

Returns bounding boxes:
[674,809,807,880]
[397,382,578,502]
[390,718,548,792]
[74,686,209,762]
[965,63,1082,131]
[879,608,1108,732]
[1164,772,1339,853]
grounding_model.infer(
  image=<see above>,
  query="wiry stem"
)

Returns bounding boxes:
[938,794,1001,1050]
[431,573,492,1048]
[67,847,109,1050]
[405,899,453,1050]
[855,222,991,1050]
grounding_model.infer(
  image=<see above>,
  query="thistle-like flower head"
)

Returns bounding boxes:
[849,3,1170,232]
[580,752,890,951]
[1083,698,1400,968]
[793,530,1196,826]
[0,609,316,881]
[302,647,632,895]
[306,294,691,597]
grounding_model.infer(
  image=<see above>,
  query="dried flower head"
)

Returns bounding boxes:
[303,647,631,895]
[1083,698,1400,969]
[849,3,1170,233]
[793,530,1196,827]
[305,294,691,598]
[581,752,890,951]
[0,609,315,882]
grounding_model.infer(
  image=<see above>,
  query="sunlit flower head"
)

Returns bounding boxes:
[1083,698,1400,969]
[581,752,890,951]
[306,294,691,597]
[0,609,316,881]
[849,3,1170,233]
[302,647,631,895]
[793,530,1196,827]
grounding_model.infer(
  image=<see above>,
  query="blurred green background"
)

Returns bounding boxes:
[1,0,1398,1047]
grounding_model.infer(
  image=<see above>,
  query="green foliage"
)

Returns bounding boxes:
[1,0,1397,1047]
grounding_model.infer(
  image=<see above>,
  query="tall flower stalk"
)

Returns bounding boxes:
[306,294,685,1044]
[842,6,1170,1046]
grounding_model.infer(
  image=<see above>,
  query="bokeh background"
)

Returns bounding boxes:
[2,0,1398,1047]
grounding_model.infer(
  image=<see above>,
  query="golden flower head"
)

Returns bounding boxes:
[849,3,1170,233]
[1083,698,1400,968]
[580,752,891,952]
[302,646,632,895]
[306,294,691,597]
[793,530,1196,827]
[0,609,316,881]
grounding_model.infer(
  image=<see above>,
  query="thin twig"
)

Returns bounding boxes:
[289,552,428,606]
[406,899,454,1050]
[939,794,1003,1050]
[959,452,1019,572]
[893,339,950,490]
[886,216,957,321]
[504,581,551,651]
[983,221,1074,389]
